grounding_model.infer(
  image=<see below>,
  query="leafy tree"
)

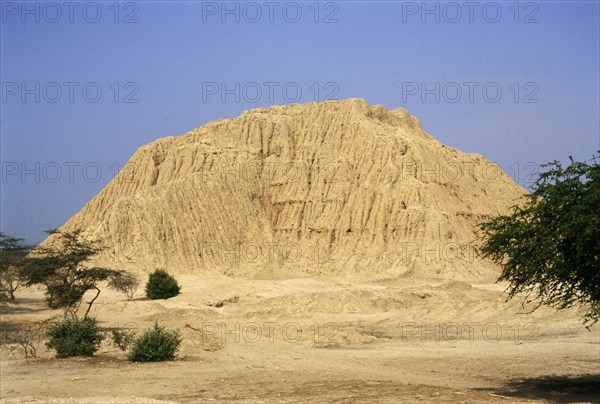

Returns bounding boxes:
[23,230,125,318]
[145,269,180,300]
[127,322,181,362]
[0,233,32,302]
[480,153,599,327]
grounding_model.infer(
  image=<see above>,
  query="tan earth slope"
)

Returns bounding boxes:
[53,98,526,281]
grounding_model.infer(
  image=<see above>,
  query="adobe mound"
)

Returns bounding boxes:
[52,99,526,281]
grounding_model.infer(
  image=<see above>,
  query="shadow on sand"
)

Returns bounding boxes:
[0,297,49,315]
[476,373,600,403]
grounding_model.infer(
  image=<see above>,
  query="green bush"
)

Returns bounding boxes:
[145,269,180,300]
[46,317,103,358]
[127,322,182,362]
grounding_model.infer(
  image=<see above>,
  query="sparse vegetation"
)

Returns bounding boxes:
[0,318,55,360]
[480,152,600,327]
[108,272,140,301]
[145,269,180,300]
[0,267,24,303]
[127,322,181,362]
[46,316,103,358]
[208,295,239,307]
[109,327,137,351]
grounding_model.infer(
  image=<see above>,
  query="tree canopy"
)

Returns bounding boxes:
[23,229,125,318]
[480,152,599,327]
[0,233,32,302]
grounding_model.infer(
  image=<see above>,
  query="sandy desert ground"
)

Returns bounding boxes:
[1,273,598,403]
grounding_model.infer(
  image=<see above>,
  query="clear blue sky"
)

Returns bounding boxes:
[1,0,599,244]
